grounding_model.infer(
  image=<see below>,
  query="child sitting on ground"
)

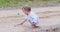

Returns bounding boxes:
[20,5,39,28]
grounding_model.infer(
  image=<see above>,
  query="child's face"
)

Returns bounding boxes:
[22,9,29,15]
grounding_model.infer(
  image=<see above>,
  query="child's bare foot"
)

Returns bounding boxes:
[31,26,39,28]
[35,26,39,28]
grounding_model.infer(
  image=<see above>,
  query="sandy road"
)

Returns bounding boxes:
[0,6,60,32]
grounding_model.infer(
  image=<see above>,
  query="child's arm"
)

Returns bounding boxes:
[14,19,27,27]
[20,19,27,25]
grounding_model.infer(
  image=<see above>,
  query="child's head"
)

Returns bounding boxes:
[22,5,31,15]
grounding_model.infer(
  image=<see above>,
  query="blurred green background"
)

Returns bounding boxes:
[0,0,60,7]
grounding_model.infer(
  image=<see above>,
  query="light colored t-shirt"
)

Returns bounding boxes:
[25,12,39,24]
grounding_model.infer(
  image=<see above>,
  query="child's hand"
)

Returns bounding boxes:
[16,20,26,26]
[16,23,23,26]
[14,23,23,27]
[20,23,23,25]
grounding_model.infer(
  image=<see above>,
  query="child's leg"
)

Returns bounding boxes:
[29,21,39,28]
[30,22,38,28]
[31,22,36,28]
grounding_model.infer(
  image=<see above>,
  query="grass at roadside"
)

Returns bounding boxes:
[0,0,60,7]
